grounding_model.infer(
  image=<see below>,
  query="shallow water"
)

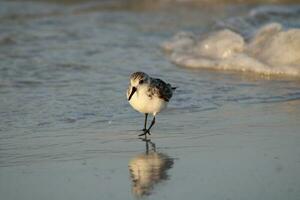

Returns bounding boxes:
[0,1,300,200]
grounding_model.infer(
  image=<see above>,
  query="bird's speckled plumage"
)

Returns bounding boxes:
[147,78,173,102]
[130,71,148,81]
[127,71,175,115]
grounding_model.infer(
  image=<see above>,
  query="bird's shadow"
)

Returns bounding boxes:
[128,138,174,198]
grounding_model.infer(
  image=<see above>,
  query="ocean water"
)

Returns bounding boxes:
[162,6,300,76]
[0,1,300,200]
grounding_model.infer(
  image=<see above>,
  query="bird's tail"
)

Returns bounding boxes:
[171,87,177,91]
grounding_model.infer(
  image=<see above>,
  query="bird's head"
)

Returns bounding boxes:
[128,72,150,101]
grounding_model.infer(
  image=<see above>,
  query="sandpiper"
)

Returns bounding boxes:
[127,72,176,136]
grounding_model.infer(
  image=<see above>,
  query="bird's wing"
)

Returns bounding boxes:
[150,78,173,102]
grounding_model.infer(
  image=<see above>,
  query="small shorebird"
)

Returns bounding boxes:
[127,72,176,137]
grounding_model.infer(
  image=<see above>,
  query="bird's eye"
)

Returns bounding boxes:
[139,80,144,84]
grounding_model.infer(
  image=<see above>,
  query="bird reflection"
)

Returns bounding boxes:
[128,139,174,198]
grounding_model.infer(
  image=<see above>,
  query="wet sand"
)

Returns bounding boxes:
[1,102,300,200]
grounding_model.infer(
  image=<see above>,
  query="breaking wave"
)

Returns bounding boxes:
[161,7,300,77]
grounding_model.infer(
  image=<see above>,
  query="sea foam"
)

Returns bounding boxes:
[162,23,300,77]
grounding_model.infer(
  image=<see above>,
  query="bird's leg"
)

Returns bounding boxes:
[144,116,155,135]
[139,116,155,137]
[141,113,148,131]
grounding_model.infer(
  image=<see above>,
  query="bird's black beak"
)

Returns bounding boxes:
[128,87,137,101]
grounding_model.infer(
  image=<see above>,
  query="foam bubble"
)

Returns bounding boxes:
[194,29,245,59]
[162,23,300,77]
[161,31,196,53]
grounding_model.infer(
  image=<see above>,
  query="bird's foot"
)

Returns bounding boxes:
[138,129,151,137]
[140,128,147,132]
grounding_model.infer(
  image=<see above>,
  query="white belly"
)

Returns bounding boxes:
[128,90,167,115]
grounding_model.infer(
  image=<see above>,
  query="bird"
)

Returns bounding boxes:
[127,71,176,137]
